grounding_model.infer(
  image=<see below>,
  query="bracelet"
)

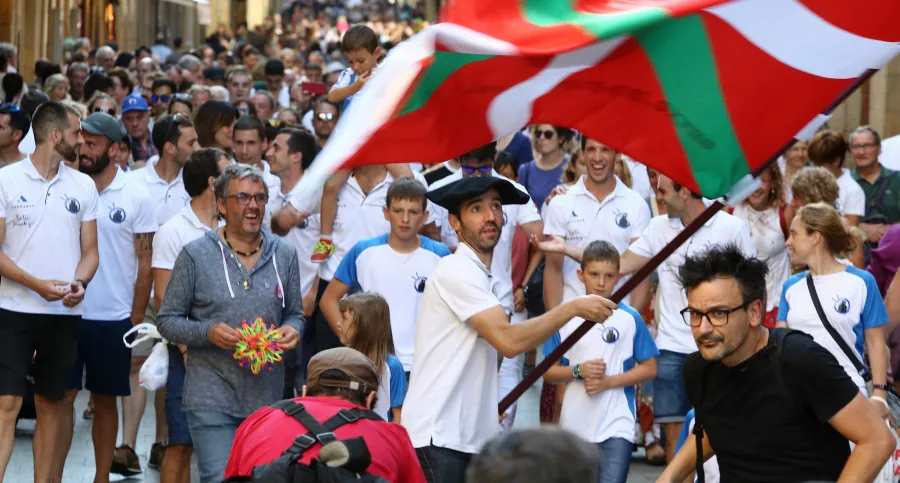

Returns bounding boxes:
[873,383,889,392]
[871,395,890,410]
[573,364,583,380]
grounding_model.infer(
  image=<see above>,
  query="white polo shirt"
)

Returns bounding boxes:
[258,160,282,224]
[289,170,435,281]
[333,233,451,370]
[402,243,504,454]
[128,158,190,226]
[544,176,651,306]
[0,158,99,315]
[152,204,222,271]
[82,169,157,321]
[627,212,756,354]
[559,304,659,443]
[271,183,320,299]
[835,168,865,218]
[429,171,541,312]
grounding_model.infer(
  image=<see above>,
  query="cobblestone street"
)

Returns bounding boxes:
[9,383,663,482]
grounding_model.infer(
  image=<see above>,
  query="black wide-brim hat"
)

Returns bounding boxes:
[425,176,531,212]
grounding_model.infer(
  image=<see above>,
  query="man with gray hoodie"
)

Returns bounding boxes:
[157,163,304,483]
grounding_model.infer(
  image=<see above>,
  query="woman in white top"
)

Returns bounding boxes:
[730,163,790,328]
[777,203,891,419]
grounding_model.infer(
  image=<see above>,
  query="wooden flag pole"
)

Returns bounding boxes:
[499,68,880,413]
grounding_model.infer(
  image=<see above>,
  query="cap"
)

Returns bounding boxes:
[425,176,530,213]
[326,61,346,75]
[265,59,285,76]
[253,80,269,92]
[122,94,149,114]
[81,112,123,144]
[307,348,378,394]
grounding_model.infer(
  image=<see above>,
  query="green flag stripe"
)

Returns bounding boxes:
[521,0,670,40]
[636,14,748,196]
[398,51,494,117]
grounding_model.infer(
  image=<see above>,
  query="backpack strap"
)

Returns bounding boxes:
[769,328,800,408]
[865,170,897,218]
[271,400,384,457]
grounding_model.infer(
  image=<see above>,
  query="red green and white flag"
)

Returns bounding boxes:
[302,0,900,198]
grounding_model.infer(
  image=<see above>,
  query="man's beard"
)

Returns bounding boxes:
[79,151,111,175]
[460,221,501,255]
[55,138,79,163]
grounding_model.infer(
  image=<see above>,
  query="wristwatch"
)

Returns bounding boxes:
[572,364,583,380]
[872,383,889,391]
[75,278,88,289]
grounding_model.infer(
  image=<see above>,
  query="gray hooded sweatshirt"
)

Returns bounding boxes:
[157,230,305,418]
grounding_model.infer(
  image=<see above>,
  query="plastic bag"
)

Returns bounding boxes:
[139,342,169,391]
[872,420,900,483]
[123,322,163,348]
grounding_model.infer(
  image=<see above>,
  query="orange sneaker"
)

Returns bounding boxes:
[310,238,335,263]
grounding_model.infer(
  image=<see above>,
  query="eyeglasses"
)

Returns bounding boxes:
[535,129,555,140]
[680,302,750,327]
[229,193,269,206]
[0,103,21,113]
[461,165,493,175]
[316,112,335,122]
[93,107,116,115]
[175,93,192,102]
[850,143,879,151]
[151,95,171,104]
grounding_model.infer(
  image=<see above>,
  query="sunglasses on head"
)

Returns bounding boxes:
[0,103,21,114]
[93,107,115,115]
[175,93,192,102]
[535,129,556,140]
[151,95,171,104]
[461,165,493,174]
[316,112,335,122]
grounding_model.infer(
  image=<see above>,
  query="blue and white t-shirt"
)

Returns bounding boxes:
[374,354,408,422]
[778,266,889,393]
[331,67,357,112]
[557,303,659,443]
[333,234,451,371]
[676,409,721,483]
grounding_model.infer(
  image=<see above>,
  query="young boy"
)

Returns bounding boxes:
[543,240,659,483]
[314,24,412,263]
[318,177,451,377]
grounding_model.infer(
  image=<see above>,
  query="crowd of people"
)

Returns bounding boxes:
[0,1,899,483]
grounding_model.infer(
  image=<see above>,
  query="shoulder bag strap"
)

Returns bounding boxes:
[805,275,872,381]
[692,363,711,483]
[866,171,897,215]
[770,328,798,407]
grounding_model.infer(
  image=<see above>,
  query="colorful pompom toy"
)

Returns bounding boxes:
[233,318,284,374]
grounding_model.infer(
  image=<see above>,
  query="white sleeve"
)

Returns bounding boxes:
[432,262,501,322]
[629,197,652,241]
[288,186,324,215]
[133,191,158,234]
[542,196,568,237]
[151,225,182,270]
[82,181,100,222]
[842,185,866,217]
[514,198,541,226]
[628,219,660,258]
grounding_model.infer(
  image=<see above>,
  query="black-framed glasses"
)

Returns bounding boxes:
[151,95,171,104]
[461,165,493,175]
[316,112,335,122]
[535,129,555,140]
[680,302,750,327]
[0,103,20,113]
[229,192,268,206]
[93,107,116,115]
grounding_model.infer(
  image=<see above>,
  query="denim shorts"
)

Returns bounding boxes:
[597,437,633,483]
[653,350,691,424]
[165,346,192,445]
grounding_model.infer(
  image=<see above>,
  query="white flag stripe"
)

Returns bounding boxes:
[486,37,627,139]
[706,0,899,79]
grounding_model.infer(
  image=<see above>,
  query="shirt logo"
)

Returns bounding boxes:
[571,210,578,217]
[502,212,508,227]
[109,205,127,224]
[412,273,427,293]
[833,296,851,315]
[601,326,620,344]
[275,282,283,301]
[17,195,26,203]
[298,218,308,229]
[11,194,33,210]
[614,209,630,229]
[62,195,81,214]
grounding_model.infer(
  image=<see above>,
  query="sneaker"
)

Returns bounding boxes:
[110,445,142,476]
[310,238,334,263]
[148,442,166,470]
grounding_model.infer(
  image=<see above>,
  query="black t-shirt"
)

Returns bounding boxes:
[683,330,860,483]
[424,163,455,186]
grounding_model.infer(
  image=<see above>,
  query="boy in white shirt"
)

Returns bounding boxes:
[544,240,658,483]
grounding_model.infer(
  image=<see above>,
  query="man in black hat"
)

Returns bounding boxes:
[401,176,618,483]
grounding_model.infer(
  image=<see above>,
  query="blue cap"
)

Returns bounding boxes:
[122,95,149,114]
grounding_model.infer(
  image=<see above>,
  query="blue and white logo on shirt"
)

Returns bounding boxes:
[834,296,851,314]
[63,195,81,214]
[109,205,127,224]
[412,273,427,293]
[614,209,630,229]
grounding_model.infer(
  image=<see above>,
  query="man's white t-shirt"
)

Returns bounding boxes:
[559,304,659,443]
[627,212,756,354]
[544,176,651,306]
[270,182,320,299]
[82,169,157,321]
[429,171,540,312]
[835,168,865,218]
[128,159,190,226]
[152,204,222,271]
[0,158,99,315]
[402,243,504,453]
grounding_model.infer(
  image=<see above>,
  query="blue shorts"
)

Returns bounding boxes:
[653,350,691,424]
[66,318,132,396]
[165,345,192,446]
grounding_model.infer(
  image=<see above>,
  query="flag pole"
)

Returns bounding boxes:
[499,68,880,413]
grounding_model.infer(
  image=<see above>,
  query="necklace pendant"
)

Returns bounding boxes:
[242,280,250,291]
